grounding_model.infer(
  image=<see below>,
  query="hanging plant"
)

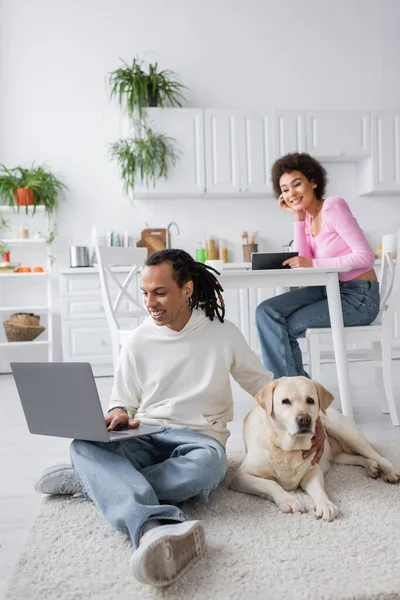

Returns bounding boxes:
[109,125,179,195]
[108,57,187,120]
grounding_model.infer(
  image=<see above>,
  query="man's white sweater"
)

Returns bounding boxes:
[108,308,273,446]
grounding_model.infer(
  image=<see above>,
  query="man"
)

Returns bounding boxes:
[36,249,325,587]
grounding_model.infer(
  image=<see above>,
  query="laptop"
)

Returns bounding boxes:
[251,251,299,270]
[10,362,163,442]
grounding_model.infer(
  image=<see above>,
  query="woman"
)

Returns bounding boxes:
[256,152,380,378]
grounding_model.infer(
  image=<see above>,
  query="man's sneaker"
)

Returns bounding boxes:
[35,464,83,496]
[130,520,205,587]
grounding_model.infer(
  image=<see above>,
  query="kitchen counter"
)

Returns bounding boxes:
[59,260,385,274]
[58,262,252,274]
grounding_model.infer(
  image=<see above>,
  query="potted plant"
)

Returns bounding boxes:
[0,164,67,217]
[108,57,187,119]
[0,241,10,262]
[0,217,11,261]
[109,125,179,195]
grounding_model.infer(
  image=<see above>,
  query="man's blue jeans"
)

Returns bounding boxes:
[256,280,380,378]
[70,427,227,549]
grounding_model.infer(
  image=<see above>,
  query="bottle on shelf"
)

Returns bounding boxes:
[195,242,206,263]
[218,239,228,263]
[205,237,217,260]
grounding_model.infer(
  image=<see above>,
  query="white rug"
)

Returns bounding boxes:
[6,442,400,600]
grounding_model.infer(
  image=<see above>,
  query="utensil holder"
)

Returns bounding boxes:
[242,243,258,262]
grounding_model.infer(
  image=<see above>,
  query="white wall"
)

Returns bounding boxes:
[1,0,400,361]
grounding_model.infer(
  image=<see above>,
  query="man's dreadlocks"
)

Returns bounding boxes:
[145,249,225,322]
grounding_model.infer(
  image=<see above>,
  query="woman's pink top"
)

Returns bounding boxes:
[293,196,375,282]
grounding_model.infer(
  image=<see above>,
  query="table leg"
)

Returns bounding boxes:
[325,274,353,420]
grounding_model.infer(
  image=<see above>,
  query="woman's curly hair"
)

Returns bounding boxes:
[271,152,328,200]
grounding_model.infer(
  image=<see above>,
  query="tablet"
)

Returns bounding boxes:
[251,251,299,270]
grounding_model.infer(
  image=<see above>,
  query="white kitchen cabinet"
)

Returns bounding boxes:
[306,111,370,161]
[204,109,241,195]
[357,111,400,195]
[59,268,143,377]
[204,109,273,196]
[134,108,205,198]
[272,110,306,159]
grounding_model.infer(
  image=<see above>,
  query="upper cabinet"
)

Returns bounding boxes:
[357,111,400,196]
[134,108,205,197]
[128,108,400,198]
[204,109,240,194]
[306,111,370,161]
[204,110,273,196]
[272,110,306,158]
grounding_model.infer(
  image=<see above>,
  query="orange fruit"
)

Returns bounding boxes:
[33,266,44,272]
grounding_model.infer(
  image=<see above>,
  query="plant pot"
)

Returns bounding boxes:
[147,87,159,107]
[14,188,34,206]
[2,251,10,262]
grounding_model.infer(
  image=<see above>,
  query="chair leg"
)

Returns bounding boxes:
[372,341,389,414]
[111,332,120,375]
[307,333,322,382]
[381,340,400,427]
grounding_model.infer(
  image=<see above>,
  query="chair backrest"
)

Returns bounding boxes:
[95,242,148,335]
[375,230,400,327]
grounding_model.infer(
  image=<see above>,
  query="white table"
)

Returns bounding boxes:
[218,267,353,420]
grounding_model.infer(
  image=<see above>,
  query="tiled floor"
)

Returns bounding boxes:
[1,364,400,598]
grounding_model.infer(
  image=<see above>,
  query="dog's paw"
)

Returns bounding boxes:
[278,494,306,514]
[366,459,381,478]
[383,469,400,484]
[314,500,339,522]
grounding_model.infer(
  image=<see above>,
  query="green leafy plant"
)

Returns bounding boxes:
[109,125,179,195]
[0,217,11,255]
[0,164,67,217]
[46,222,58,245]
[108,57,187,119]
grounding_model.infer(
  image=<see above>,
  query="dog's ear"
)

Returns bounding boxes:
[255,380,279,416]
[313,380,334,414]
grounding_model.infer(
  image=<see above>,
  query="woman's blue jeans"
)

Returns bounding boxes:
[256,280,380,379]
[70,427,227,549]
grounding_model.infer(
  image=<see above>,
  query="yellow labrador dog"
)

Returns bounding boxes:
[230,377,400,521]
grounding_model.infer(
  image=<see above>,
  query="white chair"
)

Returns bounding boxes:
[95,243,148,372]
[306,230,400,426]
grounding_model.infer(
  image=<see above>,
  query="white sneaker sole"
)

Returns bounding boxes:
[131,521,205,587]
[34,463,78,494]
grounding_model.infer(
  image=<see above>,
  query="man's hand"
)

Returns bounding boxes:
[303,417,326,465]
[105,408,140,431]
[282,256,313,268]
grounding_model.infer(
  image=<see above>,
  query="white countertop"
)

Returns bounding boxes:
[58,262,252,274]
[59,260,384,274]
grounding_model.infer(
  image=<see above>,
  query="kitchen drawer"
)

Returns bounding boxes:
[60,273,102,296]
[62,319,113,361]
[61,296,131,320]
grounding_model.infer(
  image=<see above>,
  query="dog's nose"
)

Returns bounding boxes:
[296,414,312,427]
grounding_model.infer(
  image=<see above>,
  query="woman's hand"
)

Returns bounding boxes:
[278,195,305,221]
[303,417,326,465]
[282,256,313,268]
